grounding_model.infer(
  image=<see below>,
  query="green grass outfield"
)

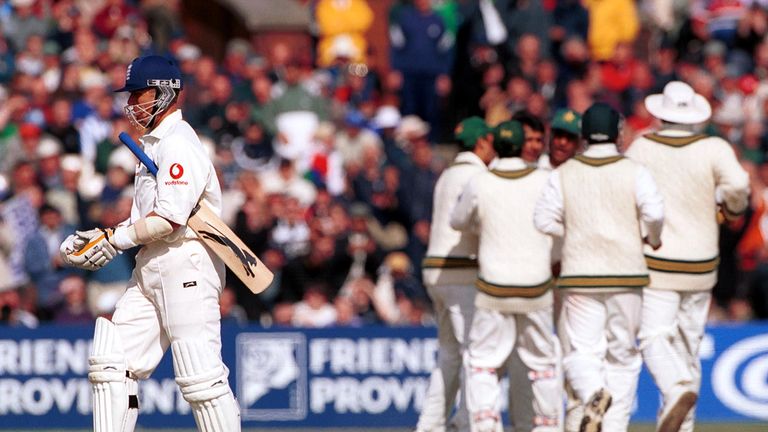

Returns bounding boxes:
[10,425,767,432]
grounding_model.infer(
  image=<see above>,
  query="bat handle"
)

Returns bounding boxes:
[119,132,159,176]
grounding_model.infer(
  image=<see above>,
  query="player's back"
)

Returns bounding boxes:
[423,152,486,286]
[627,132,745,260]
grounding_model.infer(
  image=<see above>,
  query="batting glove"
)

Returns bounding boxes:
[61,228,118,270]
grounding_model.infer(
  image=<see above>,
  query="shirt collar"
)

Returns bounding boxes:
[583,143,619,157]
[493,157,527,170]
[143,109,183,142]
[656,127,696,137]
[454,151,487,167]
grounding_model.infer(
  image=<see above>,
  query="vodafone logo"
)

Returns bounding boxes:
[712,334,768,420]
[170,163,184,179]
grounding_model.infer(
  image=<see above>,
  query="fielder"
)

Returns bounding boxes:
[627,81,749,432]
[507,108,582,432]
[535,103,664,432]
[59,55,241,431]
[452,120,562,432]
[546,109,584,432]
[547,109,583,170]
[418,116,496,432]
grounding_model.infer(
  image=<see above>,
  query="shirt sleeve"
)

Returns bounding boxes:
[534,171,565,237]
[153,135,209,225]
[713,142,750,220]
[450,180,479,232]
[635,165,664,247]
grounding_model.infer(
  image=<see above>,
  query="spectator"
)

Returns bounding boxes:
[271,302,295,327]
[220,286,248,327]
[4,0,49,53]
[45,97,80,155]
[0,216,16,293]
[279,233,346,303]
[401,141,437,224]
[584,0,639,61]
[292,283,337,327]
[271,195,311,260]
[340,276,390,324]
[334,295,363,327]
[231,120,276,173]
[53,274,92,324]
[35,135,64,190]
[100,147,135,203]
[0,286,38,328]
[389,0,453,138]
[551,0,589,53]
[24,203,75,309]
[92,0,139,39]
[306,121,345,196]
[260,158,317,207]
[315,0,373,67]
[263,57,330,162]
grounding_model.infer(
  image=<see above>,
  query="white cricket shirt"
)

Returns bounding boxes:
[131,109,223,242]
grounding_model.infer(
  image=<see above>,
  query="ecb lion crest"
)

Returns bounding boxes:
[236,333,308,420]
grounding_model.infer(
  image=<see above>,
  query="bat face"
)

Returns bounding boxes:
[198,223,259,278]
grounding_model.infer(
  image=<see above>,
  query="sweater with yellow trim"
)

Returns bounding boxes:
[627,130,750,291]
[423,151,486,286]
[558,156,650,292]
[452,158,553,313]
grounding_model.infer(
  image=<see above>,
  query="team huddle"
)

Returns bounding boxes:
[417,81,750,432]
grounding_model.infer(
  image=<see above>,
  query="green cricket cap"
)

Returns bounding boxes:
[551,109,582,136]
[492,120,525,156]
[454,116,491,149]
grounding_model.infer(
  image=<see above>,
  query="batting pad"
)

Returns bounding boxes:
[88,317,139,432]
[172,340,241,432]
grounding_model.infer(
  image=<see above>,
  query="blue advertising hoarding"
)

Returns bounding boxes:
[0,323,766,428]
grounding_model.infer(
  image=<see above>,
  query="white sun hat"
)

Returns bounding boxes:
[644,81,712,125]
[372,105,401,129]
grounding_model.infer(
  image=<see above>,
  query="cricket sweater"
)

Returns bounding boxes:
[535,144,665,293]
[422,151,486,287]
[627,129,750,291]
[451,158,553,313]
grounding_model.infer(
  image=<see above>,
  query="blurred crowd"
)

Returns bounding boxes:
[2,0,768,328]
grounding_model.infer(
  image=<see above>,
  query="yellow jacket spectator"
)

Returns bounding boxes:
[315,0,373,67]
[584,0,639,61]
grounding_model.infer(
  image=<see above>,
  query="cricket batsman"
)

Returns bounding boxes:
[59,55,241,431]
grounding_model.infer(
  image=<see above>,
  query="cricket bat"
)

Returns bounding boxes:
[119,132,274,294]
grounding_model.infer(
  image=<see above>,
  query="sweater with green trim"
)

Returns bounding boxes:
[558,155,650,292]
[627,130,749,291]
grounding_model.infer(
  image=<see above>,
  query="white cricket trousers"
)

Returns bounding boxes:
[555,291,582,432]
[465,305,562,432]
[417,284,475,432]
[112,240,226,378]
[560,290,642,432]
[638,288,711,432]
